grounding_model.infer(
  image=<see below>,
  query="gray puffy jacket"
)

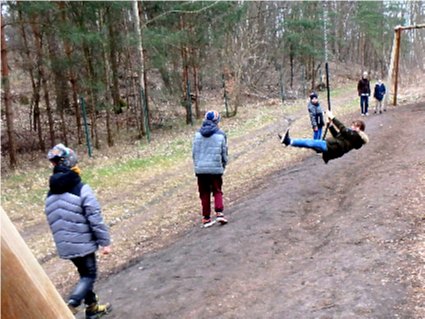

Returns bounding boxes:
[45,165,110,259]
[192,120,228,175]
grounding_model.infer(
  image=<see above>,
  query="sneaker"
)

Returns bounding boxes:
[85,302,112,319]
[68,304,79,315]
[361,113,365,117]
[278,129,291,146]
[67,300,79,315]
[365,112,369,116]
[202,217,215,228]
[215,213,228,225]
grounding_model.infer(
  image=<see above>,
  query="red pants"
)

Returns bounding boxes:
[197,174,223,217]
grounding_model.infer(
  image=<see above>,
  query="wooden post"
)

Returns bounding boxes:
[1,208,74,319]
[392,27,401,106]
[390,24,425,106]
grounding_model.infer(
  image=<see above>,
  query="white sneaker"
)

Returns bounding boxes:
[216,213,228,225]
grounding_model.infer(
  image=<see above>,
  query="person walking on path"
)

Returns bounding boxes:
[279,111,369,164]
[45,143,112,319]
[357,71,371,116]
[373,79,387,114]
[307,92,325,140]
[192,110,229,228]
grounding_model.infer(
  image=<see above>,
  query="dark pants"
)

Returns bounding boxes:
[68,253,98,306]
[360,95,369,114]
[197,174,224,218]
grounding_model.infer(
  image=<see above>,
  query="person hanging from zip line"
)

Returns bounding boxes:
[278,111,369,164]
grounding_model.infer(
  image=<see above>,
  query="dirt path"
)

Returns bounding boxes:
[78,102,424,319]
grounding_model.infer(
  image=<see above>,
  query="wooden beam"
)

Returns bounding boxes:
[390,24,425,106]
[392,28,402,106]
[395,24,425,31]
[1,208,74,319]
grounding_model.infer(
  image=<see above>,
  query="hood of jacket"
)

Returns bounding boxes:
[358,131,369,144]
[49,165,81,194]
[199,120,219,137]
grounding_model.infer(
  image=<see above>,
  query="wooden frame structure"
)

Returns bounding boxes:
[388,24,425,106]
[1,209,74,319]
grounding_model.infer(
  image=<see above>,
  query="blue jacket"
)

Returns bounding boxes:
[192,120,228,175]
[373,83,386,101]
[45,165,111,259]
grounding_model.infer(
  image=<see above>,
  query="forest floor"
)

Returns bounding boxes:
[82,93,424,318]
[2,81,424,319]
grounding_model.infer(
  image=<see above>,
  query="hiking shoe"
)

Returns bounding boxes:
[215,213,228,225]
[202,217,215,228]
[85,302,112,319]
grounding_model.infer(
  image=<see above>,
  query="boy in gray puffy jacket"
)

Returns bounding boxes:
[192,111,228,227]
[45,144,112,319]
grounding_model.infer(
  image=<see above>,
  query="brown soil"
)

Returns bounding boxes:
[73,101,424,318]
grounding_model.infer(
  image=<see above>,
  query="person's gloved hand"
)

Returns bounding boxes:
[326,110,335,121]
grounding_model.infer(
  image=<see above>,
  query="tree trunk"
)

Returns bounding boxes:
[107,9,122,114]
[100,8,114,147]
[1,16,18,169]
[31,20,55,147]
[17,7,44,152]
[179,14,192,124]
[82,43,100,150]
[132,0,148,137]
[59,1,82,144]
[192,62,200,119]
[46,24,68,146]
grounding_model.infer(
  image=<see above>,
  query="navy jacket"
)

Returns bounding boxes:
[373,83,386,101]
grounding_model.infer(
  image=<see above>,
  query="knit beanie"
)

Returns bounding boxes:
[47,143,78,168]
[309,92,318,100]
[204,110,221,124]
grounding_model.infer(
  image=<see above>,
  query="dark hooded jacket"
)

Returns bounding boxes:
[45,165,110,259]
[322,117,369,164]
[357,78,371,96]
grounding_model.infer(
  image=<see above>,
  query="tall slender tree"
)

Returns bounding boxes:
[2,11,18,169]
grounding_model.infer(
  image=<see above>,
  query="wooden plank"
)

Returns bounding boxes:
[1,208,74,319]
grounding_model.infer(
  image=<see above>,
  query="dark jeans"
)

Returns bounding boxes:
[360,95,369,114]
[197,174,224,217]
[313,127,323,140]
[68,253,98,306]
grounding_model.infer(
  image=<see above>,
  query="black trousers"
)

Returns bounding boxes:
[68,252,97,306]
